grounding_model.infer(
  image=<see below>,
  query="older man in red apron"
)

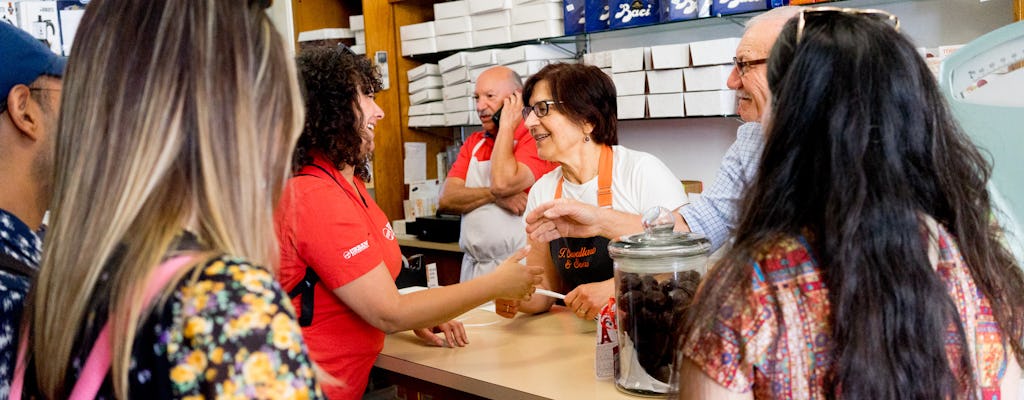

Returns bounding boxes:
[439,66,556,282]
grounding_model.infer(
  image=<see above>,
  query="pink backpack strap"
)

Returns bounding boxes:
[9,254,198,399]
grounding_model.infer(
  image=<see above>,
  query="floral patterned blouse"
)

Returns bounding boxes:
[681,224,1009,399]
[27,255,324,399]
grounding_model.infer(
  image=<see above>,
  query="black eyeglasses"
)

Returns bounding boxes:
[797,7,900,44]
[522,100,563,120]
[732,57,767,77]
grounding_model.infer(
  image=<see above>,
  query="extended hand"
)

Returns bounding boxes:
[414,320,468,347]
[564,279,614,320]
[495,192,528,215]
[525,198,606,243]
[491,246,543,300]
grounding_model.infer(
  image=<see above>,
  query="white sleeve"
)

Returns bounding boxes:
[617,149,688,215]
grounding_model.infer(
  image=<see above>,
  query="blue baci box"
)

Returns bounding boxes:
[610,0,659,29]
[564,0,586,35]
[712,0,787,16]
[585,0,610,32]
[659,0,711,22]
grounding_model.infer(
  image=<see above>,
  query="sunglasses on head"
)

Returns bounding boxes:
[796,7,900,44]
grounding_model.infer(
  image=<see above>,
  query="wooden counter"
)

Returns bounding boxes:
[396,234,462,253]
[375,306,637,400]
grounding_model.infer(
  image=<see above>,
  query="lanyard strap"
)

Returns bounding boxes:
[10,254,197,399]
[555,145,614,208]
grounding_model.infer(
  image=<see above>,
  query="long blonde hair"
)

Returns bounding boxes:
[25,0,304,397]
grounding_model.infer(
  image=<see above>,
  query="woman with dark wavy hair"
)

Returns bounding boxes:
[675,9,1023,399]
[274,46,544,399]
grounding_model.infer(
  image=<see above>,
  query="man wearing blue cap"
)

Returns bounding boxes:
[0,23,64,396]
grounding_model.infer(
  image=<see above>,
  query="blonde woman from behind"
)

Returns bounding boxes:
[17,0,323,398]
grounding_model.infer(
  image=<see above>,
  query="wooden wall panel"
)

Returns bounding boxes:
[366,0,455,221]
[1016,0,1022,21]
[290,0,361,44]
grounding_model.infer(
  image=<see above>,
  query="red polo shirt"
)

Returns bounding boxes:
[447,122,556,186]
[275,153,402,400]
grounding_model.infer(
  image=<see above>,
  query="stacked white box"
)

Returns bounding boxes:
[409,101,446,116]
[683,65,731,92]
[498,44,573,65]
[409,114,447,127]
[511,2,561,24]
[473,27,511,47]
[649,44,690,69]
[400,21,436,56]
[407,64,441,82]
[410,88,444,105]
[298,28,354,42]
[352,15,368,48]
[470,0,511,15]
[617,95,647,120]
[684,90,737,116]
[435,16,472,36]
[434,0,470,19]
[442,66,473,86]
[512,19,563,42]
[444,111,483,127]
[350,45,366,55]
[507,60,548,78]
[689,37,740,66]
[611,47,651,73]
[648,93,685,118]
[436,31,473,52]
[400,21,435,41]
[471,10,511,30]
[439,52,469,73]
[582,51,612,68]
[409,76,443,94]
[646,69,684,94]
[443,81,475,99]
[444,96,476,114]
[445,111,473,126]
[402,38,437,56]
[467,49,500,68]
[349,15,364,30]
[612,71,646,96]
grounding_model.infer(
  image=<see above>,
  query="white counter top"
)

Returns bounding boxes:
[375,306,637,400]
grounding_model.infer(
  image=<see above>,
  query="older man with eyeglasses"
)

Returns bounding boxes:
[524,6,802,255]
[0,22,64,396]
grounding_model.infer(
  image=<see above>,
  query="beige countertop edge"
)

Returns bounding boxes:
[374,308,635,400]
[397,235,463,253]
[374,354,548,400]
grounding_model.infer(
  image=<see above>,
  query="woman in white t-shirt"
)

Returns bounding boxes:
[496,63,687,321]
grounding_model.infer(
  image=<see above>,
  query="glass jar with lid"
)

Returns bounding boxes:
[608,206,710,396]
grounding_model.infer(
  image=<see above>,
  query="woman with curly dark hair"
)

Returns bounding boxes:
[675,8,1023,400]
[274,46,544,399]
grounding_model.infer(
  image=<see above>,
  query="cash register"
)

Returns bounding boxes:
[405,213,461,243]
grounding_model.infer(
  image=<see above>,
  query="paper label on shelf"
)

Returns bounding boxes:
[426,263,439,288]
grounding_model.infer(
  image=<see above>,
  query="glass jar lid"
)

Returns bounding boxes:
[608,206,711,259]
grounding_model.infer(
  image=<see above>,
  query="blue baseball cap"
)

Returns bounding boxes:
[0,23,66,101]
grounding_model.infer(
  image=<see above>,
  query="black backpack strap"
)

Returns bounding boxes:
[287,266,320,327]
[0,252,36,278]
